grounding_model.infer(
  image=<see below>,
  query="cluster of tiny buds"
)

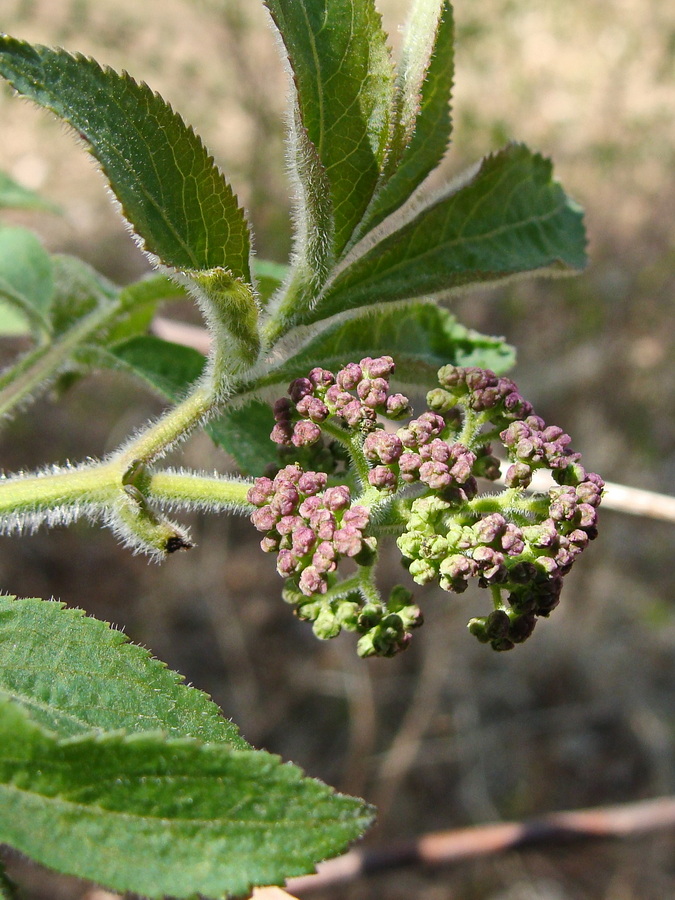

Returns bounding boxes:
[395,366,604,650]
[271,357,411,448]
[249,360,603,656]
[247,464,373,598]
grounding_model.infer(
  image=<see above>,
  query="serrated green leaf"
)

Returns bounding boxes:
[357,0,454,238]
[107,334,206,400]
[308,144,587,324]
[260,302,515,391]
[265,0,394,257]
[0,699,373,899]
[0,37,252,278]
[0,226,53,338]
[206,400,278,475]
[0,169,60,213]
[0,596,247,745]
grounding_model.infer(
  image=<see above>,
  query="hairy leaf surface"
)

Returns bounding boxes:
[0,700,373,899]
[0,596,247,745]
[359,0,454,237]
[309,144,587,323]
[264,0,393,256]
[0,37,251,278]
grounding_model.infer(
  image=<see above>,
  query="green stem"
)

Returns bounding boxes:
[0,301,114,421]
[148,469,252,511]
[117,382,215,467]
[0,461,119,517]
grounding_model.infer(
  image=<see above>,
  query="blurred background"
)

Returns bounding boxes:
[0,0,674,897]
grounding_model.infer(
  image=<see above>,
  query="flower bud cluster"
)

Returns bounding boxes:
[291,585,423,658]
[247,464,372,598]
[253,360,602,656]
[270,357,411,448]
[396,366,604,650]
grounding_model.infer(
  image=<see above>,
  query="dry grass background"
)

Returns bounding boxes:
[0,0,674,897]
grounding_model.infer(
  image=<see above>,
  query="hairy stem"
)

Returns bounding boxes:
[0,302,114,421]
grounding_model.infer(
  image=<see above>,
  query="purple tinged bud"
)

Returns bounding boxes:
[385,393,411,418]
[276,515,304,535]
[334,525,364,557]
[273,397,293,421]
[270,485,300,517]
[288,378,313,403]
[299,495,323,518]
[525,414,547,431]
[323,485,351,511]
[336,363,363,390]
[308,367,335,389]
[292,420,322,447]
[271,422,293,445]
[277,549,299,576]
[399,452,422,482]
[251,505,278,532]
[449,445,477,484]
[292,526,317,556]
[419,460,451,489]
[343,506,370,530]
[299,566,328,596]
[296,396,329,422]
[360,355,395,378]
[549,491,577,521]
[472,546,506,581]
[325,385,352,409]
[505,462,533,488]
[260,535,279,553]
[577,504,598,529]
[437,365,466,389]
[568,528,590,548]
[357,377,389,408]
[341,399,364,427]
[297,471,328,495]
[465,367,498,391]
[502,524,525,555]
[474,513,506,543]
[576,478,604,506]
[312,541,337,573]
[363,431,404,464]
[247,477,275,506]
[368,466,398,491]
[309,508,337,540]
[274,465,303,486]
[535,555,559,576]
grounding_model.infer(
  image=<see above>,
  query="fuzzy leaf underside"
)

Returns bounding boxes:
[360,0,455,237]
[107,334,206,400]
[261,302,514,389]
[206,400,281,475]
[0,596,247,745]
[0,36,251,279]
[0,169,60,212]
[0,700,373,899]
[309,143,587,324]
[264,0,394,256]
[0,226,54,337]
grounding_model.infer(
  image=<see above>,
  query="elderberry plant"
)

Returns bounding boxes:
[0,1,599,897]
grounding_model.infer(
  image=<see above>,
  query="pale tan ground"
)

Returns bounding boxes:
[0,1,674,898]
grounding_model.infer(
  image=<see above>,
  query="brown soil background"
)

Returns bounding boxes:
[1,0,674,897]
